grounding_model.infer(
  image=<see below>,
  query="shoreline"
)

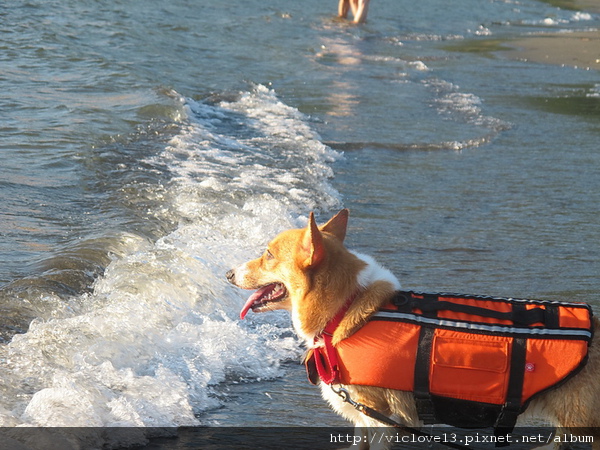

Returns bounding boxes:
[503,30,600,71]
[501,0,600,70]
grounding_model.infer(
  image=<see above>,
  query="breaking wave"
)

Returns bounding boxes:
[0,85,342,448]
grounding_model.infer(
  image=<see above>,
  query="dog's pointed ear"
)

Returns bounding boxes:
[299,212,325,269]
[320,209,349,243]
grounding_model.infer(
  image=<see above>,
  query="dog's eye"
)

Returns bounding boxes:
[265,249,274,260]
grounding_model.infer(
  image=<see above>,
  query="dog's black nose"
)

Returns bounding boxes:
[226,270,235,283]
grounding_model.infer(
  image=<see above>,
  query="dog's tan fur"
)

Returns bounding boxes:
[228,209,600,448]
[338,0,370,24]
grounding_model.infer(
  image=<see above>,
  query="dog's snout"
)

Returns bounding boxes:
[226,269,235,284]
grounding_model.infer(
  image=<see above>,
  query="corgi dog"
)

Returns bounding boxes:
[338,0,370,24]
[226,209,600,448]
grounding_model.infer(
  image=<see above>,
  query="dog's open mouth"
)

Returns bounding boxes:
[240,283,288,319]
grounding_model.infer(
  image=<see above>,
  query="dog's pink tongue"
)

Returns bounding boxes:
[239,285,271,319]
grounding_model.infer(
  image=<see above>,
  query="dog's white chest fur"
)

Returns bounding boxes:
[352,251,401,290]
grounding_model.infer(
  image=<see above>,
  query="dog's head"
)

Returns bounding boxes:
[226,209,362,335]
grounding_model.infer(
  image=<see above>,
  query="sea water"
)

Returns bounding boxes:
[1,0,599,447]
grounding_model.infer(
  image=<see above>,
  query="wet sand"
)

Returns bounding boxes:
[505,31,600,70]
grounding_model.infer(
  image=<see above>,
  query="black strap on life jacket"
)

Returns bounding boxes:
[494,336,526,443]
[413,326,436,424]
[392,291,562,328]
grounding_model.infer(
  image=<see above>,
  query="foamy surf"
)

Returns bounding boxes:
[0,85,342,448]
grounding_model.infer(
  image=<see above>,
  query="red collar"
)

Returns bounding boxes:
[320,293,355,339]
[305,291,358,385]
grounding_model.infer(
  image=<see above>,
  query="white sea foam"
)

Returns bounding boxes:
[521,10,593,27]
[426,79,510,144]
[571,12,592,21]
[587,84,600,98]
[0,85,342,447]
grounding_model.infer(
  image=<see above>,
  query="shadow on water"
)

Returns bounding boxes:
[441,39,515,56]
[526,94,600,119]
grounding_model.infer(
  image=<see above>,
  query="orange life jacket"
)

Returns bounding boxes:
[306,291,593,432]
